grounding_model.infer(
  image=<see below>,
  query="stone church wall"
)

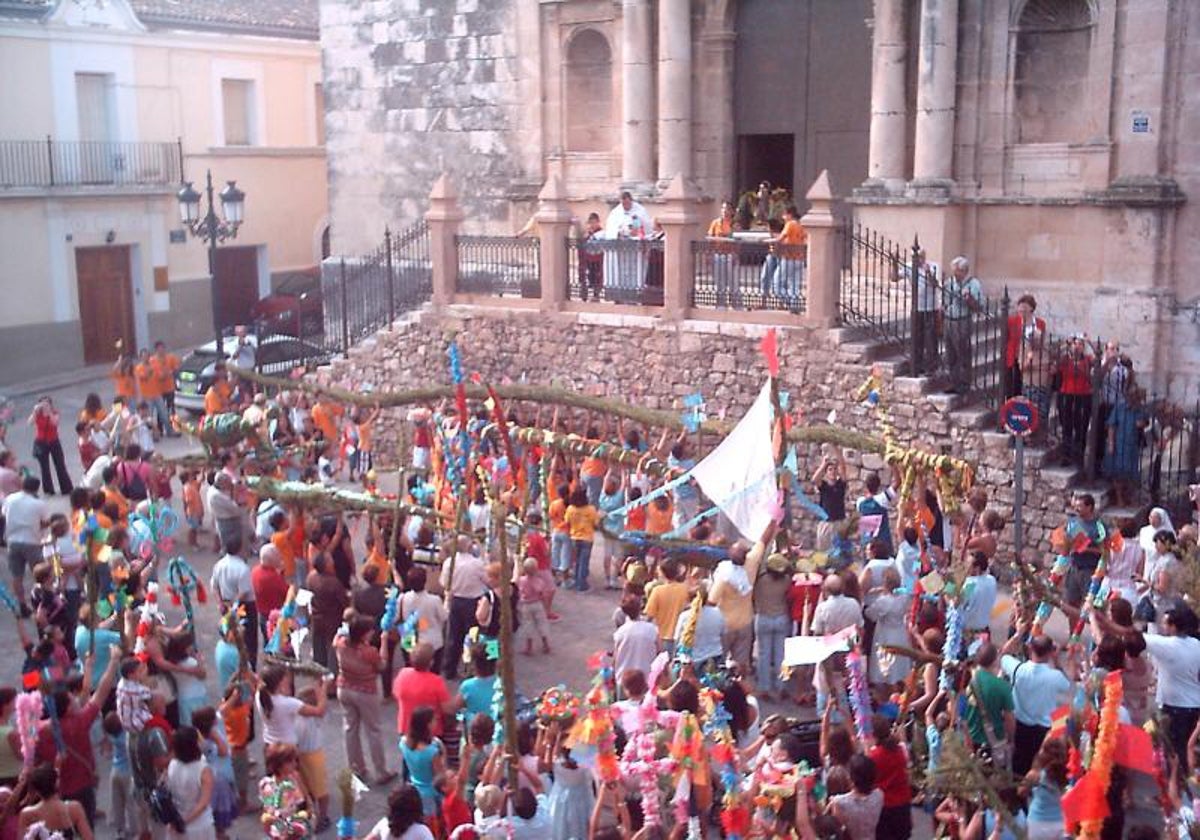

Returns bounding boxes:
[314,307,1071,560]
[320,0,528,255]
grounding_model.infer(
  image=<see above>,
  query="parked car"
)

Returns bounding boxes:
[173,333,332,414]
[250,269,324,336]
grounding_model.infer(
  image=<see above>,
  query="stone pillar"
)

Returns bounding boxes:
[800,170,839,327]
[657,0,692,181]
[425,174,462,307]
[866,0,908,189]
[622,0,655,185]
[534,173,571,313]
[911,0,958,186]
[658,175,703,320]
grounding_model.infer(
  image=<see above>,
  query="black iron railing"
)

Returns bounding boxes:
[456,235,540,298]
[0,138,182,188]
[691,239,806,312]
[566,237,664,305]
[316,220,432,355]
[838,222,910,345]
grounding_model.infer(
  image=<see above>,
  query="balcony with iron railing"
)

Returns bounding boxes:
[0,137,183,191]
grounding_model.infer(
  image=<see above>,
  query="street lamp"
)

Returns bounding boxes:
[177,170,246,353]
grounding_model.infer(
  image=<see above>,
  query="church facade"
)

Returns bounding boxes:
[319,0,1200,395]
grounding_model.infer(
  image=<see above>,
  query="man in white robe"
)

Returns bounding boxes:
[603,191,652,297]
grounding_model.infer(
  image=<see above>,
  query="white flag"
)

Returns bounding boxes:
[690,379,777,542]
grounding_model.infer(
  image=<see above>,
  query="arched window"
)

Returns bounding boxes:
[565,29,613,153]
[1013,0,1095,143]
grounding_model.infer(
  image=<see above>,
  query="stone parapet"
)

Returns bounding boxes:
[312,305,1068,562]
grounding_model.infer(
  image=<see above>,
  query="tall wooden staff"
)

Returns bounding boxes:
[485,384,522,794]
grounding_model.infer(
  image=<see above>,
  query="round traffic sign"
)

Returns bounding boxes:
[1000,396,1038,437]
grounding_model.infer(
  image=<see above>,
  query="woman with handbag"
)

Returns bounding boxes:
[165,726,216,839]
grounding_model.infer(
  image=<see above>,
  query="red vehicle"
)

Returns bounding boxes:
[250,269,324,335]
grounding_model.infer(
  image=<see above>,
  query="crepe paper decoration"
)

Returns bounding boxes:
[165,555,206,630]
[266,590,299,656]
[15,691,42,770]
[336,818,357,839]
[760,328,780,376]
[1074,670,1123,840]
[1061,769,1109,827]
[1113,723,1156,775]
[681,393,707,433]
[0,580,20,615]
[379,587,400,633]
[536,687,580,722]
[132,583,162,663]
[485,638,500,660]
[845,648,873,741]
[920,570,946,595]
[939,602,964,691]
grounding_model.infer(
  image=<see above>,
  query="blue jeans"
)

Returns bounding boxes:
[760,253,779,295]
[550,532,571,572]
[572,539,594,591]
[581,474,604,507]
[713,253,741,309]
[776,258,805,303]
[755,613,790,694]
[149,396,170,433]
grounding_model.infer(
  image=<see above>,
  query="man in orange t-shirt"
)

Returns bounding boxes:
[151,341,181,426]
[135,349,170,436]
[311,398,343,444]
[204,365,233,416]
[761,204,807,304]
[706,201,740,309]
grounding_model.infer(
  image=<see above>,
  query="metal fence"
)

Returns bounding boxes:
[316,220,433,356]
[691,239,806,312]
[566,237,664,305]
[456,235,540,298]
[0,138,182,188]
[838,223,911,346]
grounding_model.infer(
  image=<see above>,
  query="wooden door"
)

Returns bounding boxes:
[76,245,135,364]
[213,245,260,331]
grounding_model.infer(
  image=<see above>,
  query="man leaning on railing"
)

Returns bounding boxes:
[942,256,984,393]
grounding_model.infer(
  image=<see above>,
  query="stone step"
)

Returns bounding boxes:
[1039,465,1082,490]
[1099,504,1143,522]
[1073,482,1114,509]
[949,405,994,430]
[926,391,966,414]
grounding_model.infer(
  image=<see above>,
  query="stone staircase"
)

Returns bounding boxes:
[827,325,1137,542]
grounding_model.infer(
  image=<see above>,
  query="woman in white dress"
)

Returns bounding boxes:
[165,727,216,839]
[864,567,912,686]
[1138,507,1175,573]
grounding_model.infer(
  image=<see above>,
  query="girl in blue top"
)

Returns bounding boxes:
[457,645,498,721]
[399,706,445,817]
[1021,736,1068,840]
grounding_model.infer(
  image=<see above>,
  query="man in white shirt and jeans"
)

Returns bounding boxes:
[210,534,258,667]
[811,574,864,717]
[1096,603,1200,786]
[999,626,1073,776]
[2,475,48,615]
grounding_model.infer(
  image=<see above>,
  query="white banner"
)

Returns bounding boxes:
[690,379,777,542]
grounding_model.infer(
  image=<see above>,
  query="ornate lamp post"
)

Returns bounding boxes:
[177,170,245,353]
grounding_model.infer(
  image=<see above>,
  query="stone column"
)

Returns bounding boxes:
[425,174,462,307]
[911,0,958,186]
[621,0,655,185]
[534,173,571,313]
[866,0,908,188]
[800,170,839,327]
[658,175,703,320]
[657,0,692,181]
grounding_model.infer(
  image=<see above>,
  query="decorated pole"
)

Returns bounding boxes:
[232,366,889,454]
[494,505,520,793]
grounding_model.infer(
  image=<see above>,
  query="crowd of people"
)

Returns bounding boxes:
[1,342,1200,840]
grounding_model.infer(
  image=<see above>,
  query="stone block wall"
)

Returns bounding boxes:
[313,306,1067,560]
[320,0,529,255]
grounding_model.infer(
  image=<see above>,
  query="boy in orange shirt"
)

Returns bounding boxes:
[182,469,204,548]
[547,482,571,585]
[204,365,233,416]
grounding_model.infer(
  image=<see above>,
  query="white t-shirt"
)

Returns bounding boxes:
[83,454,114,490]
[368,818,435,840]
[613,618,659,680]
[962,573,998,631]
[1,492,47,545]
[861,558,897,609]
[1143,634,1200,708]
[1001,655,1072,727]
[257,693,305,745]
